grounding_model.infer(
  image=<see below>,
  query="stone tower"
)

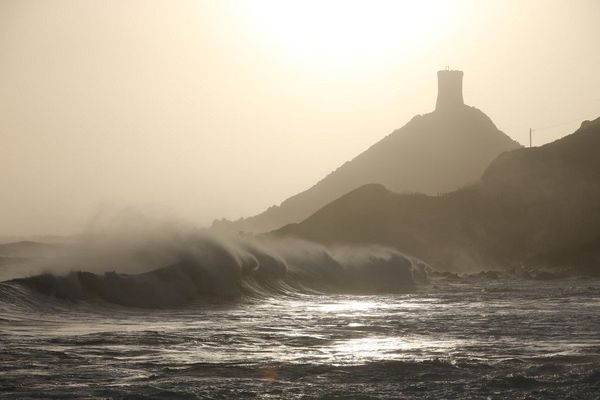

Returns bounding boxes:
[435,69,464,111]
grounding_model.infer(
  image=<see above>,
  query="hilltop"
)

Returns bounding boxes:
[213,71,521,233]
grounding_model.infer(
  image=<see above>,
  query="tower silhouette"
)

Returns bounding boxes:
[436,69,464,111]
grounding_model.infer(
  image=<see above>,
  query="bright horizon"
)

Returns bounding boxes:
[2,0,600,237]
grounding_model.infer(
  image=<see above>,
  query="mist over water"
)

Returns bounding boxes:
[0,212,429,308]
[3,2,600,398]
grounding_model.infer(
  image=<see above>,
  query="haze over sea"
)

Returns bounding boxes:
[3,1,600,399]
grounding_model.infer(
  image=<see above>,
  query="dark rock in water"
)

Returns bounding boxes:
[274,115,600,274]
[429,270,461,282]
[213,70,520,234]
[530,270,561,280]
[479,270,501,279]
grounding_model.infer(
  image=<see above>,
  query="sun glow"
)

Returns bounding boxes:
[232,0,461,74]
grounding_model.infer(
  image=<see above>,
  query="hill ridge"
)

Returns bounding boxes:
[274,116,600,273]
[214,102,521,233]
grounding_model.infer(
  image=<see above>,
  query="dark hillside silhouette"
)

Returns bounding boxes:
[275,116,600,273]
[213,70,521,233]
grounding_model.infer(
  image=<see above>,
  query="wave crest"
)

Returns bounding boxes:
[1,234,430,309]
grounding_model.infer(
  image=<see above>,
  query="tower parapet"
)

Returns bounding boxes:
[436,69,464,111]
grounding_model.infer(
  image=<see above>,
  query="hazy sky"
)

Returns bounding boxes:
[1,0,599,237]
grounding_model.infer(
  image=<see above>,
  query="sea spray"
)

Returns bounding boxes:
[1,230,430,308]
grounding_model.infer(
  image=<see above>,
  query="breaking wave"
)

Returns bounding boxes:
[0,232,430,309]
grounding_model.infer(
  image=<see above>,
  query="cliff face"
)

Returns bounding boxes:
[274,117,600,273]
[214,103,521,234]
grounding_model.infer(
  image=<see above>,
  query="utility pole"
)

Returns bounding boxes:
[529,128,532,148]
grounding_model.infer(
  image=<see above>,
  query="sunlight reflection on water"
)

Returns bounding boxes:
[327,336,459,362]
[316,299,381,313]
[3,280,600,398]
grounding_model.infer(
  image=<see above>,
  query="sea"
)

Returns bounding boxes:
[0,235,599,399]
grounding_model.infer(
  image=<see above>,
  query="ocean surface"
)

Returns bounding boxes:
[1,276,599,399]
